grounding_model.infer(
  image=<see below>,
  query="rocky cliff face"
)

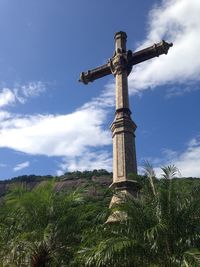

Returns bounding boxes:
[0,175,112,198]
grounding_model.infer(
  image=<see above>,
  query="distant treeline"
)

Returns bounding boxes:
[0,169,112,183]
[63,169,112,179]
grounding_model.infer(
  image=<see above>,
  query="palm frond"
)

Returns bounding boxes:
[183,249,200,267]
[143,160,157,197]
[161,165,181,179]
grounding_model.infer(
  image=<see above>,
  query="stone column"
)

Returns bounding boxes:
[109,32,139,205]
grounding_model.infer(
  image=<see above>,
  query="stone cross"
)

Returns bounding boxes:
[79,31,172,199]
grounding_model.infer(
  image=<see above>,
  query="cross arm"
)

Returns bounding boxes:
[128,40,173,67]
[79,40,173,85]
[79,62,111,84]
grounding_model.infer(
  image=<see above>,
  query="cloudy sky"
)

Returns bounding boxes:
[0,0,200,179]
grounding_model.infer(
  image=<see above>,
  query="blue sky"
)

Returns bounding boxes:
[0,0,200,179]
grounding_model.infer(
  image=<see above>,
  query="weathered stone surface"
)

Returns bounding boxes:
[110,32,138,192]
[111,111,137,182]
[79,31,173,207]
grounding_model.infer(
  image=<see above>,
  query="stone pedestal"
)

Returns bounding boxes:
[111,108,137,184]
[106,180,141,223]
[109,108,139,208]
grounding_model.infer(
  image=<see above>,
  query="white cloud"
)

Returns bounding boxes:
[0,81,46,108]
[145,136,200,178]
[14,81,46,104]
[172,137,200,177]
[0,111,11,121]
[57,150,112,175]
[0,107,111,157]
[0,88,15,108]
[0,80,113,172]
[13,161,30,172]
[128,0,200,94]
[165,85,199,98]
[81,82,115,110]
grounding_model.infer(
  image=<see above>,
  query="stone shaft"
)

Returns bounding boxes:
[114,32,129,111]
[114,31,127,52]
[116,72,129,110]
[111,32,137,187]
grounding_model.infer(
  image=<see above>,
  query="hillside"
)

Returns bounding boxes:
[1,168,200,198]
[0,169,113,198]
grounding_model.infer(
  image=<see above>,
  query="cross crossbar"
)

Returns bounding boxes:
[79,40,172,84]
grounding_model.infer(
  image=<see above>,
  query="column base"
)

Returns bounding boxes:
[106,180,141,223]
[110,179,141,197]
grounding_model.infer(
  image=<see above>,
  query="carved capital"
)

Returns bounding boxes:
[109,53,127,75]
[109,50,133,76]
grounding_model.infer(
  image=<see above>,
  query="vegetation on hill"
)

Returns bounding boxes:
[0,166,200,266]
[0,174,54,184]
[63,169,112,179]
[0,169,112,184]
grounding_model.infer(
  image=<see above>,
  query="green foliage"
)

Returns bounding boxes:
[0,175,53,184]
[0,179,109,266]
[78,166,200,267]
[63,169,112,180]
[0,168,200,266]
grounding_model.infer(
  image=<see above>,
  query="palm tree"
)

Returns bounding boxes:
[144,164,200,266]
[79,164,200,267]
[0,180,86,266]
